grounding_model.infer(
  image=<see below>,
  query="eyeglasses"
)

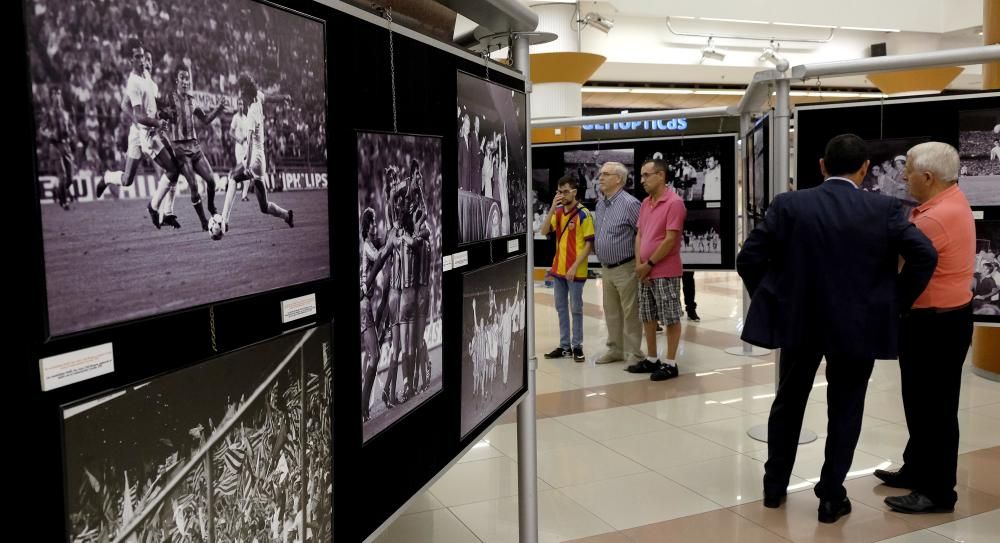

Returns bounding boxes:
[639,171,664,179]
[557,189,576,195]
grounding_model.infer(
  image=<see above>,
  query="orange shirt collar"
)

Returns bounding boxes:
[914,183,960,215]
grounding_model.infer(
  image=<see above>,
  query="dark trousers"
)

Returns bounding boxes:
[763,348,875,501]
[682,271,696,312]
[899,305,972,507]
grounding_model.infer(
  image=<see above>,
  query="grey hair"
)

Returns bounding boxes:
[602,161,629,182]
[907,142,960,183]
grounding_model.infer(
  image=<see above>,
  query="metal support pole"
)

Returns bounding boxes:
[726,112,771,358]
[512,32,539,543]
[748,75,816,444]
[300,348,307,543]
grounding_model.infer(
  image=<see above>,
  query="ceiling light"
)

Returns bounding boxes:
[693,89,745,95]
[581,86,630,93]
[700,17,771,25]
[581,12,614,33]
[670,15,697,20]
[701,37,726,62]
[772,22,835,29]
[631,88,694,94]
[759,41,782,65]
[839,26,901,33]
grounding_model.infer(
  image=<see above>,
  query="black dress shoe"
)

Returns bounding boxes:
[884,492,954,514]
[874,468,915,489]
[763,493,786,508]
[818,497,851,524]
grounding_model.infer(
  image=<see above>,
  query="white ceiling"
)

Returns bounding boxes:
[516,0,987,98]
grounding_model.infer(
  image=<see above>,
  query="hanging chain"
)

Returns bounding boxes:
[482,45,491,81]
[209,306,218,353]
[375,5,398,132]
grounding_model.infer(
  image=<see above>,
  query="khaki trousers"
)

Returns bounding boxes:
[601,260,644,363]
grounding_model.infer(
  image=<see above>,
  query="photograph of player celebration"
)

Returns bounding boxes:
[958,109,1000,206]
[461,256,527,438]
[357,131,443,443]
[62,324,332,543]
[456,71,528,244]
[563,148,635,201]
[857,138,928,209]
[642,138,727,202]
[751,118,769,213]
[974,221,1000,319]
[681,208,724,265]
[532,168,551,240]
[24,0,329,336]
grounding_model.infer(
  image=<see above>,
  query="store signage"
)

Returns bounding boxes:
[582,118,688,132]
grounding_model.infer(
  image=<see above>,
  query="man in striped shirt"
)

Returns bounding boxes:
[593,161,644,366]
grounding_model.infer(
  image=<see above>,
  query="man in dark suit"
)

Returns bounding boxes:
[737,134,937,524]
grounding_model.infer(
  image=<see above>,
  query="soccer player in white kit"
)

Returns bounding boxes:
[229,97,252,201]
[95,38,184,228]
[222,73,293,232]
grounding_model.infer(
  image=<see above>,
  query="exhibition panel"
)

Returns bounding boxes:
[795,92,1000,323]
[13,0,532,541]
[533,134,739,271]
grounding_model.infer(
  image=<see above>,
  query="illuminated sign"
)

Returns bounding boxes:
[582,118,688,132]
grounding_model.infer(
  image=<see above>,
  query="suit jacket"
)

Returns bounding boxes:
[737,179,937,359]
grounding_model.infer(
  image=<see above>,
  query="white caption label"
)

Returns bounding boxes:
[453,251,469,268]
[40,343,115,392]
[443,255,453,272]
[281,293,317,324]
[706,202,722,208]
[507,239,520,253]
[973,210,985,220]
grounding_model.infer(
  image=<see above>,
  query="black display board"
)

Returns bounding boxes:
[745,113,772,223]
[532,134,739,271]
[10,0,530,541]
[329,6,528,543]
[795,92,1000,323]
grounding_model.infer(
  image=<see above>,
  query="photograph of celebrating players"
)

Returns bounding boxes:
[460,256,527,438]
[23,0,330,336]
[357,131,443,443]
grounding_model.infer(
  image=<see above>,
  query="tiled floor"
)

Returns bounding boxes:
[373,272,1000,543]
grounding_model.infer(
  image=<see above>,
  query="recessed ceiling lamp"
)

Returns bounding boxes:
[701,37,726,62]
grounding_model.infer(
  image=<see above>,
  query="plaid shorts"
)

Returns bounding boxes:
[639,276,682,325]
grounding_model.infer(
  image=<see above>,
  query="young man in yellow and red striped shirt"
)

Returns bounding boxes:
[539,176,594,362]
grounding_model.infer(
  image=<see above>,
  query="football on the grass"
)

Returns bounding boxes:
[208,214,224,240]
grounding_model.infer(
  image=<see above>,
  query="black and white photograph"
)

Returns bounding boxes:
[750,117,769,213]
[858,137,928,208]
[640,138,727,202]
[461,256,527,438]
[681,208,723,265]
[25,0,330,336]
[62,324,333,543]
[357,131,443,443]
[974,220,1000,319]
[563,147,635,201]
[532,168,551,240]
[958,109,1000,206]
[456,71,528,244]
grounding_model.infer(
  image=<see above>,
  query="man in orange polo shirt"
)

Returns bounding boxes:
[539,176,594,362]
[877,142,976,514]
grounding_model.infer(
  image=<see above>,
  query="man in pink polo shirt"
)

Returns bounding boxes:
[878,142,976,515]
[626,158,687,381]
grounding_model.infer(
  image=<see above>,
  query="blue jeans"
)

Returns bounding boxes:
[553,276,585,349]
